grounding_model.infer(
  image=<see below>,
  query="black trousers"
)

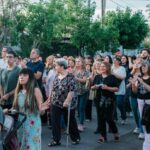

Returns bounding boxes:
[85,100,93,120]
[51,105,80,143]
[94,98,101,132]
[99,100,118,140]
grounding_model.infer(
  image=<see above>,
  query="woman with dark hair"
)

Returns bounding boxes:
[132,61,150,150]
[48,58,80,146]
[104,55,113,64]
[13,68,49,150]
[91,62,120,143]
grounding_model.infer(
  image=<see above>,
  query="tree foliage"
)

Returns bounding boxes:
[104,8,149,49]
[0,1,149,57]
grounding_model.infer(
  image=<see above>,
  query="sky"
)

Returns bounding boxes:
[30,0,150,20]
[94,0,150,20]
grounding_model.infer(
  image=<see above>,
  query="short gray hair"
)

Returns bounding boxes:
[32,48,40,56]
[56,58,68,69]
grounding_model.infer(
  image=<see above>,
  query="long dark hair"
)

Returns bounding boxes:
[13,68,39,113]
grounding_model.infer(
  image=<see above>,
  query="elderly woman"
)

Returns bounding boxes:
[48,58,80,147]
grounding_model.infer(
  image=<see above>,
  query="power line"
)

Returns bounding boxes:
[110,0,126,9]
[121,0,138,10]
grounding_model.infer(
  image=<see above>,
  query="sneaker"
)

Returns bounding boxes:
[129,112,133,117]
[138,133,145,140]
[85,119,90,122]
[78,124,84,132]
[72,139,80,145]
[121,120,127,125]
[133,127,140,134]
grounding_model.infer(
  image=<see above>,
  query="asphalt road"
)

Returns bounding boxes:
[41,107,143,150]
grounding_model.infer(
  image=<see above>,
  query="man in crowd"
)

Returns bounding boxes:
[27,48,44,90]
[0,46,10,69]
[0,50,20,109]
[140,48,150,61]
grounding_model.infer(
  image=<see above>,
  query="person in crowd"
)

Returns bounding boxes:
[13,68,49,150]
[48,58,80,146]
[112,57,127,124]
[91,62,120,143]
[121,55,132,117]
[27,48,46,123]
[140,48,150,61]
[27,48,44,90]
[74,57,89,132]
[0,50,20,109]
[85,62,93,122]
[0,106,4,131]
[127,57,144,139]
[91,61,102,134]
[67,57,76,74]
[0,46,10,69]
[103,55,113,64]
[131,61,150,150]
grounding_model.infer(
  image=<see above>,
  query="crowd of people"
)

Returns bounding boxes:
[0,46,150,150]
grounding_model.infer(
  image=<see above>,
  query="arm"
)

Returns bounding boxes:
[137,77,150,92]
[101,85,118,92]
[2,89,15,101]
[63,91,74,107]
[34,71,42,80]
[76,76,87,83]
[34,88,49,112]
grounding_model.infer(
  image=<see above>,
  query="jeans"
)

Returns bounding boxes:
[129,97,143,133]
[115,95,126,120]
[78,92,88,125]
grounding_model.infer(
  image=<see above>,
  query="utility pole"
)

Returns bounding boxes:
[101,0,106,17]
[101,0,106,25]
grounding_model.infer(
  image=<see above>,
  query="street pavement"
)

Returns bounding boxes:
[41,107,143,150]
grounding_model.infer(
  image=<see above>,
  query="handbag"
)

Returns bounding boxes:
[89,90,96,100]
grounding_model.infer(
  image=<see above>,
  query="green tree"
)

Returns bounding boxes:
[104,8,149,49]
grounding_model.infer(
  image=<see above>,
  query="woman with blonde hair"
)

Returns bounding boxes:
[74,57,90,132]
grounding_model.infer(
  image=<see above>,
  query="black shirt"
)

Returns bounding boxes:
[98,74,120,99]
[137,77,150,100]
[93,74,102,99]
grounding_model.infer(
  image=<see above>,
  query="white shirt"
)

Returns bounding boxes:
[45,69,57,97]
[0,59,7,69]
[112,66,126,95]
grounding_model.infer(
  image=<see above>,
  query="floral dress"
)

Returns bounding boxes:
[17,91,41,150]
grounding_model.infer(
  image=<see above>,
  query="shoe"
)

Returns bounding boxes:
[114,135,120,142]
[121,120,127,125]
[78,124,84,132]
[48,141,61,147]
[97,136,105,143]
[85,119,91,122]
[72,139,80,145]
[133,127,140,134]
[138,133,145,140]
[129,112,133,117]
